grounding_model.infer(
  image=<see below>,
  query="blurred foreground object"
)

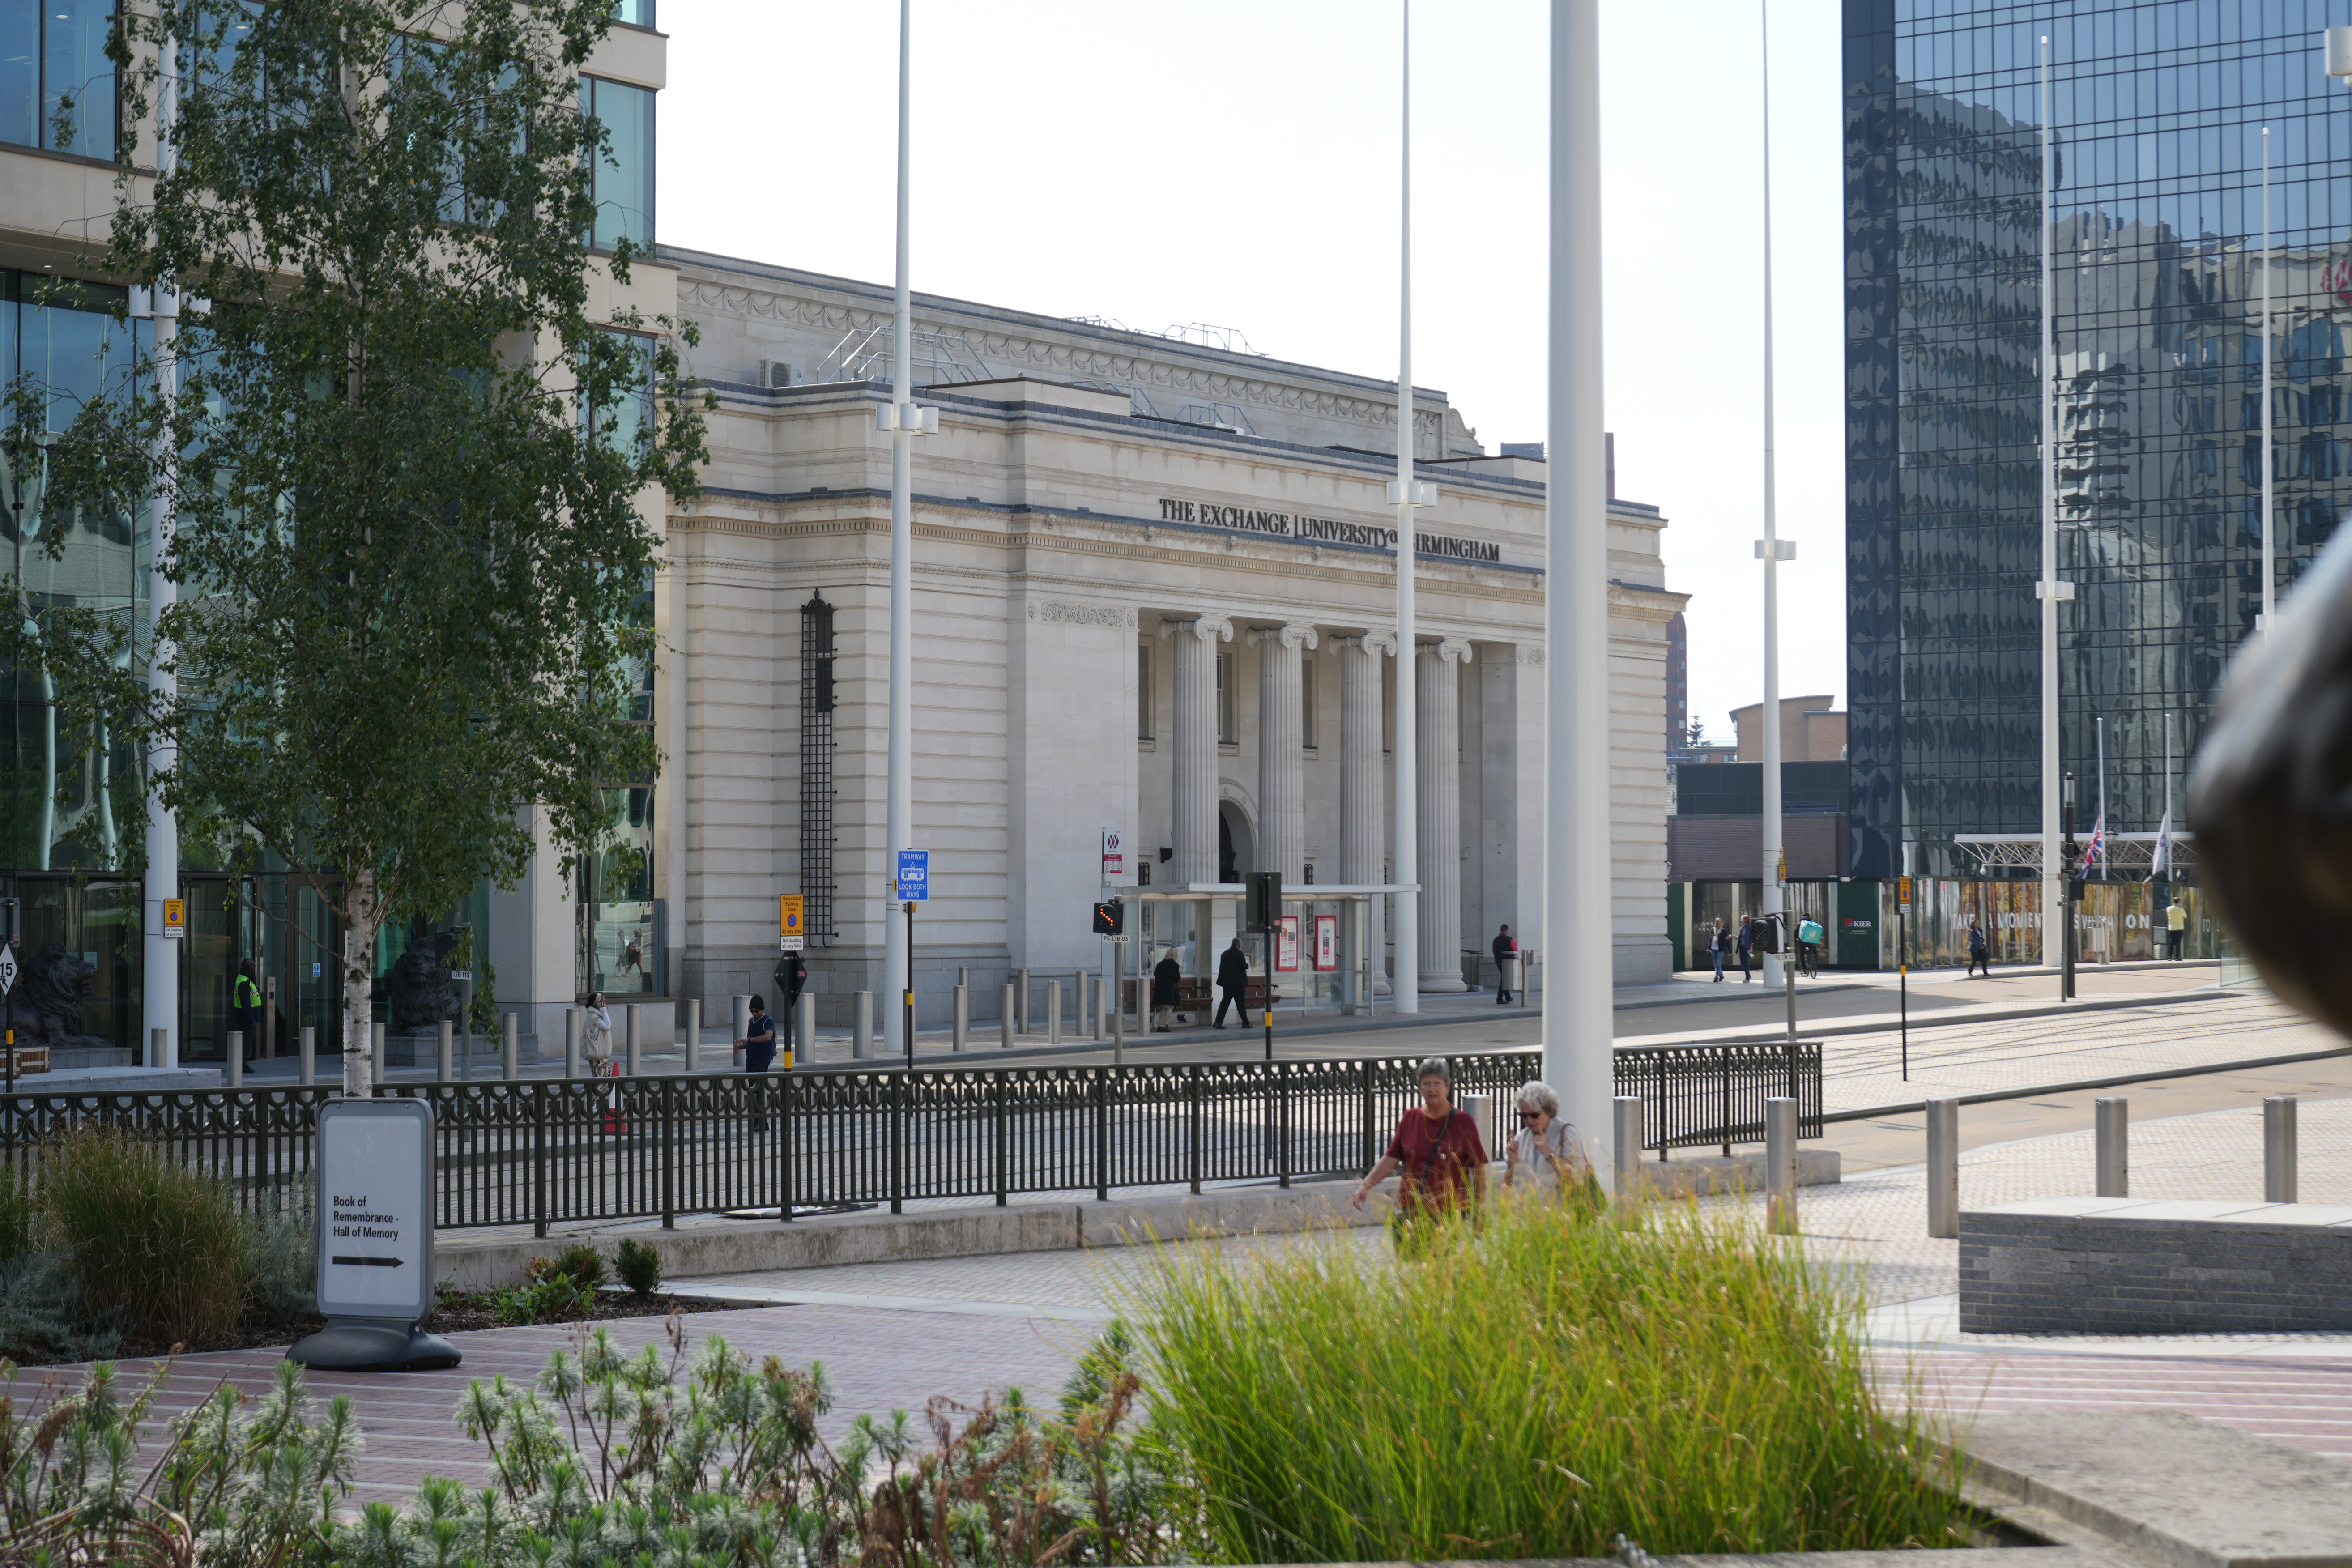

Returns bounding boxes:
[2189,530,2352,1035]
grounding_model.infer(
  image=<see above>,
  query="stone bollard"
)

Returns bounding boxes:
[1017,969,1031,1034]
[503,1012,519,1079]
[1765,1096,1798,1235]
[1001,984,1015,1048]
[853,991,873,1059]
[151,1027,168,1068]
[731,996,750,1065]
[626,1003,642,1076]
[437,1020,454,1081]
[684,998,702,1071]
[226,1031,243,1089]
[953,985,968,1052]
[1094,978,1108,1043]
[299,1025,316,1087]
[1612,1096,1645,1210]
[565,1008,582,1078]
[2096,1097,2129,1197]
[1926,1098,1960,1239]
[794,993,813,1068]
[1048,980,1061,1048]
[2266,1095,2299,1203]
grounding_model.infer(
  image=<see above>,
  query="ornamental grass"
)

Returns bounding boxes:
[1130,1191,1974,1562]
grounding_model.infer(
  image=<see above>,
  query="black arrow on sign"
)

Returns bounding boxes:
[331,1255,404,1268]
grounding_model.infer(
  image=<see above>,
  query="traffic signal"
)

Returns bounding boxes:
[1091,899,1124,936]
[1246,870,1283,933]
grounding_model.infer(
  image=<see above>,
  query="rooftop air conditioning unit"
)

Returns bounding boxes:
[759,360,797,389]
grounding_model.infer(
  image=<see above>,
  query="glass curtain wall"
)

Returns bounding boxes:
[581,76,654,253]
[0,0,118,158]
[1845,0,2352,879]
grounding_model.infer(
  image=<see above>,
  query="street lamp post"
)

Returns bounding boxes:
[1542,0,1613,1180]
[2037,34,2071,997]
[879,0,933,1054]
[1755,0,1793,997]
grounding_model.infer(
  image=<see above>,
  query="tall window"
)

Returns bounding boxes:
[613,0,656,25]
[0,0,116,159]
[800,594,837,942]
[580,75,654,251]
[1300,656,1317,750]
[1215,651,1235,745]
[1136,643,1152,741]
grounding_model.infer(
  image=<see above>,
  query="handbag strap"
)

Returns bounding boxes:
[1412,1109,1457,1189]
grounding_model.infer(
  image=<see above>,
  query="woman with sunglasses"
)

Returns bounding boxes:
[1503,1079,1590,1196]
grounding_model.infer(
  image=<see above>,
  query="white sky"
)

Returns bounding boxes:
[658,0,1848,743]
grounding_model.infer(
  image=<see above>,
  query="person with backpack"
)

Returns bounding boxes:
[1350,1055,1489,1252]
[1965,915,1990,978]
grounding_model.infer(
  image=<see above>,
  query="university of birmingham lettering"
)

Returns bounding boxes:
[1156,497,1504,564]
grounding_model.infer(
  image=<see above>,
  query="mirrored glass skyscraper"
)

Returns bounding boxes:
[1845,0,2352,878]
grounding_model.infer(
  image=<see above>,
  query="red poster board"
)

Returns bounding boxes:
[1312,913,1338,971]
[1274,915,1300,973]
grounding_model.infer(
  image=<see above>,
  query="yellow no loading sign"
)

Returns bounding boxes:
[778,894,805,951]
[162,898,186,939]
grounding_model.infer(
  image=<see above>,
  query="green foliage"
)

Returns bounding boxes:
[0,1248,124,1364]
[245,1205,320,1329]
[1,0,716,1039]
[488,1276,592,1328]
[1133,1196,1975,1561]
[545,1241,608,1293]
[0,1168,37,1265]
[613,1236,661,1298]
[42,1125,252,1346]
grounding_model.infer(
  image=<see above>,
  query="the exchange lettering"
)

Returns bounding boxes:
[329,1192,402,1243]
[1155,497,1501,564]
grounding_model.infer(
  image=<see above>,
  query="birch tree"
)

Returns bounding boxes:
[4,0,708,1083]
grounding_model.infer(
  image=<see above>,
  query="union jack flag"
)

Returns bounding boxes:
[2084,813,2106,872]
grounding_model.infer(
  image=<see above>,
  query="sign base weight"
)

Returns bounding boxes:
[286,1317,461,1373]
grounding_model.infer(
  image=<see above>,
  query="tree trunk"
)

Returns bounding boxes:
[341,869,377,1095]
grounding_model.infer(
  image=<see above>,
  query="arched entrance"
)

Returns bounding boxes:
[1218,801,1255,884]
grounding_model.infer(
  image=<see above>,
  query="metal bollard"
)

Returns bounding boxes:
[1111,976,1124,1061]
[626,1003,642,1076]
[1048,980,1061,1048]
[369,1023,386,1096]
[953,984,968,1052]
[299,1025,316,1087]
[2095,1097,2129,1197]
[2265,1095,2299,1203]
[1001,983,1015,1048]
[1926,1098,1959,1239]
[565,1008,582,1078]
[854,991,873,1059]
[151,1026,168,1068]
[1765,1096,1798,1235]
[794,993,813,1069]
[226,1031,243,1089]
[1095,978,1108,1043]
[438,1020,454,1081]
[1017,969,1031,1033]
[1612,1095,1645,1208]
[1074,969,1088,1035]
[503,1012,519,1079]
[684,998,702,1071]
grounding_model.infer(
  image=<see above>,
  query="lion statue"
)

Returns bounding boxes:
[386,931,463,1034]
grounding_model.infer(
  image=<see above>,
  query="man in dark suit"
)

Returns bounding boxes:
[1213,937,1253,1029]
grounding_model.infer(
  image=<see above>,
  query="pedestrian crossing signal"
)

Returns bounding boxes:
[1091,899,1124,936]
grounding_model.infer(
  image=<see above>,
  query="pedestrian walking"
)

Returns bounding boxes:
[1491,924,1520,1004]
[581,993,614,1073]
[1965,916,1990,978]
[2165,898,2187,960]
[232,961,263,1064]
[1709,917,1730,981]
[1737,915,1755,983]
[1350,1055,1489,1252]
[1502,1079,1596,1207]
[1212,936,1254,1028]
[1151,948,1183,1032]
[736,995,776,1132]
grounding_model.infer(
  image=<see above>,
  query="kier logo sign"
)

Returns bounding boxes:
[2326,256,2352,303]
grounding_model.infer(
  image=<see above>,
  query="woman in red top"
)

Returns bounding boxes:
[1351,1057,1489,1246]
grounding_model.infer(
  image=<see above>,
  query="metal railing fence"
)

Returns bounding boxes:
[0,1044,1819,1232]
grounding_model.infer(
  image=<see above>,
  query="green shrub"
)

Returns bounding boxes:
[492,1275,592,1326]
[541,1240,607,1292]
[0,1167,37,1264]
[0,1247,123,1363]
[1133,1194,1973,1561]
[42,1124,252,1346]
[244,1206,318,1329]
[614,1236,661,1297]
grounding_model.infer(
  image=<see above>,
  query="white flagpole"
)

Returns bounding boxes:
[1391,0,1422,1016]
[1758,0,1787,992]
[881,0,916,1052]
[2261,126,2275,631]
[2038,36,2064,982]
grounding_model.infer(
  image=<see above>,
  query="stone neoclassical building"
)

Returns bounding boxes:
[654,246,1688,1024]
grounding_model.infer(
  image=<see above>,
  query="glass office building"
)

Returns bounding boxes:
[1845,0,2352,881]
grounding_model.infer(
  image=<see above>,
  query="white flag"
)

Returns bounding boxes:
[2151,806,2173,881]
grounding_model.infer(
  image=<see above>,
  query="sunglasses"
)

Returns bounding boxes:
[1517,1110,1545,1121]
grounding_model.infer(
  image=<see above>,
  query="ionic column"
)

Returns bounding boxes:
[1417,638,1473,992]
[1251,623,1318,881]
[1162,615,1232,888]
[1332,633,1393,883]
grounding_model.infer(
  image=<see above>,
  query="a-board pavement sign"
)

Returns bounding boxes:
[285,1098,461,1372]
